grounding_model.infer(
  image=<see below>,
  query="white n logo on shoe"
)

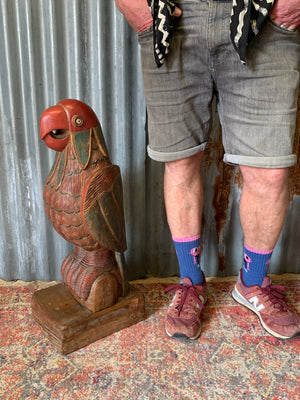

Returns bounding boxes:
[249,296,265,312]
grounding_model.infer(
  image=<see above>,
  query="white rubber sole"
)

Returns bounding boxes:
[165,326,202,341]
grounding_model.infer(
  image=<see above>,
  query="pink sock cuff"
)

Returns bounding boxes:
[172,234,201,243]
[244,244,273,255]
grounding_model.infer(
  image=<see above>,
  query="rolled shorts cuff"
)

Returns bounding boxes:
[223,153,297,168]
[147,142,208,162]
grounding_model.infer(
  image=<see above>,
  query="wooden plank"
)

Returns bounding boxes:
[31,283,145,355]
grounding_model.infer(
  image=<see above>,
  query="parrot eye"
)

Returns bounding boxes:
[50,129,69,139]
[71,115,84,127]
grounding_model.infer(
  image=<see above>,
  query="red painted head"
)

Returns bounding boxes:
[40,99,99,151]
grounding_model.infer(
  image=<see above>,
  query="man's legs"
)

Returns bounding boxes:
[163,153,300,340]
[239,166,289,286]
[233,166,300,339]
[164,152,204,239]
[164,152,205,286]
[163,152,207,340]
[239,166,289,252]
[165,162,290,279]
[165,161,290,281]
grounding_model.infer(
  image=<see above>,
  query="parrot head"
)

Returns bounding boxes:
[40,99,109,167]
[40,99,100,151]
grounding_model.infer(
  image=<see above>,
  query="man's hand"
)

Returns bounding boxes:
[270,0,300,30]
[115,0,182,34]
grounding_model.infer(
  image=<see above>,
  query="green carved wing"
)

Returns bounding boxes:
[80,164,127,252]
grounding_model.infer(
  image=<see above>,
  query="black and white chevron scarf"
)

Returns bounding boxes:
[147,0,275,67]
[147,0,176,67]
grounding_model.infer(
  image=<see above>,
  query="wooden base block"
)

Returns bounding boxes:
[31,283,145,355]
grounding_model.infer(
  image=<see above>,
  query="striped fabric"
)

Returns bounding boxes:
[147,0,275,67]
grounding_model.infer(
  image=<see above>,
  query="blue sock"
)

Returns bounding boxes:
[173,235,203,285]
[242,245,273,287]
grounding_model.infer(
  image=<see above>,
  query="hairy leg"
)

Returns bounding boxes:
[164,152,204,238]
[239,166,289,251]
[164,152,206,339]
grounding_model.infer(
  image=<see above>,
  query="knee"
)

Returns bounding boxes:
[165,152,204,181]
[240,166,289,195]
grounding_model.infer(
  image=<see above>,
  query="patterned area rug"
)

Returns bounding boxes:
[0,276,299,400]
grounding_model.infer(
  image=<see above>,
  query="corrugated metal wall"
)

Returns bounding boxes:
[0,0,299,282]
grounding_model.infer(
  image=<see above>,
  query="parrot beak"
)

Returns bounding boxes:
[40,104,71,152]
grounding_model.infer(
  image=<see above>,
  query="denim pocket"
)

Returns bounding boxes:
[268,17,298,34]
[137,25,153,43]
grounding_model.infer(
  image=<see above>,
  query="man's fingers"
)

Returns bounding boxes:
[174,6,182,18]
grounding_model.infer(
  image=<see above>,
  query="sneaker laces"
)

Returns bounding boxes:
[165,283,205,314]
[261,284,288,311]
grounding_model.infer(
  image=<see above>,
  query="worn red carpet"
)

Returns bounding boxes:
[0,276,299,400]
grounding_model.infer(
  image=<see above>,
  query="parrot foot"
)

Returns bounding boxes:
[67,272,122,313]
[61,246,124,312]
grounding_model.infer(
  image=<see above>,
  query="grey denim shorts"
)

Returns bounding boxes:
[138,0,300,167]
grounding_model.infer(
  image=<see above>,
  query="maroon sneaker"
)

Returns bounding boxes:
[232,270,300,339]
[164,276,207,340]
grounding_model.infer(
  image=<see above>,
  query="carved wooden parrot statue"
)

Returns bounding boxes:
[40,99,128,312]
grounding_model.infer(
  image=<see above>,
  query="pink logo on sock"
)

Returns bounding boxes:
[190,247,200,265]
[244,253,252,272]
